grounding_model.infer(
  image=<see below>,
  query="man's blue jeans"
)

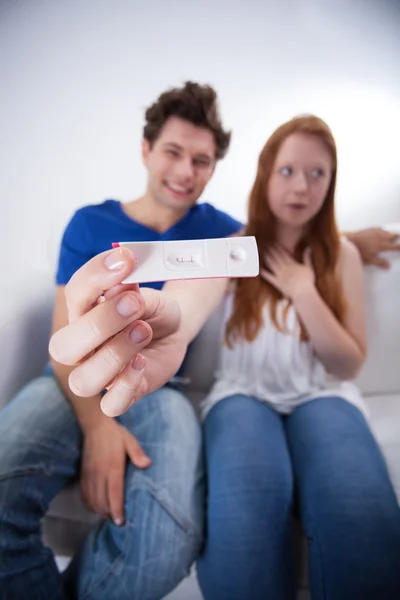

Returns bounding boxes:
[197,394,400,600]
[0,376,204,600]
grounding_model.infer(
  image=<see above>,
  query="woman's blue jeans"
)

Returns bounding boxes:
[197,394,400,600]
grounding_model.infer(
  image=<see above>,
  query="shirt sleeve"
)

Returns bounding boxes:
[55,209,95,285]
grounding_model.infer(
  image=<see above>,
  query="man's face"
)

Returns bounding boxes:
[142,117,217,211]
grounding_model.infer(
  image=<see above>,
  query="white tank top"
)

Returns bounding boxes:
[201,293,366,420]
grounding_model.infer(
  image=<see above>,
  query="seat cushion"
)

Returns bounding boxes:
[364,393,400,500]
[355,250,400,397]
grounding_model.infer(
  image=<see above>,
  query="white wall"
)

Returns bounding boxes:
[1,0,400,280]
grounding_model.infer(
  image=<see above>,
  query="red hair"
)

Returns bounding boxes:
[225,115,346,345]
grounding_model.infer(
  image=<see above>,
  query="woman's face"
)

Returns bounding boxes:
[267,132,333,230]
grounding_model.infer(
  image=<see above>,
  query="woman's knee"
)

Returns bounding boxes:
[205,395,293,514]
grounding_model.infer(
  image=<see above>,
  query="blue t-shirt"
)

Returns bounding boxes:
[51,199,242,381]
[56,199,243,288]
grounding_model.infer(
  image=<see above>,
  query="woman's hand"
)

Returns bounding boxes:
[260,246,315,300]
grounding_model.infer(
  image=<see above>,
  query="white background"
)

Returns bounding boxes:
[1,0,399,281]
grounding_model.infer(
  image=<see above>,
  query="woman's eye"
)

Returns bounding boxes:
[280,166,293,176]
[311,168,324,178]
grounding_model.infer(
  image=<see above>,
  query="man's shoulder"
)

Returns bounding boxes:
[66,199,123,236]
[73,199,119,220]
[197,202,237,220]
[195,202,243,234]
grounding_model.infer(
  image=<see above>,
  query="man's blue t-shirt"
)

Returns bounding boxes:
[56,199,243,288]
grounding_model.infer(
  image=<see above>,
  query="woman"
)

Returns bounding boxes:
[193,115,400,600]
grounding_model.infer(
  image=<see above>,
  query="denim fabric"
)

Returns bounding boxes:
[0,376,204,600]
[197,394,400,600]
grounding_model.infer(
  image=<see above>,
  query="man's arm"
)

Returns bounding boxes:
[344,227,400,269]
[49,248,227,417]
[162,276,229,344]
[51,285,151,525]
[50,287,110,430]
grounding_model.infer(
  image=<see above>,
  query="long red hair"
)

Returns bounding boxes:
[225,114,346,345]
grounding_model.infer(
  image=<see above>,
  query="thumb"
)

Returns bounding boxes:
[124,431,152,469]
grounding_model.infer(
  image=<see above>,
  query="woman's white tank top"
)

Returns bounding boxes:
[201,293,366,420]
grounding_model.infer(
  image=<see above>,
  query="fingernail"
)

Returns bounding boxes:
[131,354,146,370]
[138,455,152,468]
[116,295,140,317]
[129,324,149,344]
[114,517,124,527]
[105,249,126,271]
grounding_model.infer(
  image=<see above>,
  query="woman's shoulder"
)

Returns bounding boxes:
[336,235,364,276]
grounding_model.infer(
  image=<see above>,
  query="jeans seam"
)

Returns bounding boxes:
[130,472,203,537]
[79,537,131,600]
[0,440,80,481]
[79,485,201,600]
[300,501,327,600]
[0,467,51,482]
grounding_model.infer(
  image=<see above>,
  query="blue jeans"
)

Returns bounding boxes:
[0,376,204,600]
[197,394,400,600]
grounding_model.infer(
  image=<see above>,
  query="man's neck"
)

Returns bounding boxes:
[122,195,189,233]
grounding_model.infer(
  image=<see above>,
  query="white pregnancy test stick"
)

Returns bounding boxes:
[112,236,259,284]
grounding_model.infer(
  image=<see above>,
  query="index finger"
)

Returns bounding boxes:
[387,232,400,249]
[66,247,137,322]
[387,231,400,242]
[107,462,125,526]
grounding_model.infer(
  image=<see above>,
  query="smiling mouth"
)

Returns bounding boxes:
[165,182,193,196]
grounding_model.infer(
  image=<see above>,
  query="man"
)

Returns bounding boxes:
[0,81,242,600]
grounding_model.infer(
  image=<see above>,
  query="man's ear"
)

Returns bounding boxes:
[142,139,150,166]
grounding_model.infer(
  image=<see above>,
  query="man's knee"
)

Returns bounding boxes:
[120,386,203,469]
[74,473,204,600]
[121,388,205,538]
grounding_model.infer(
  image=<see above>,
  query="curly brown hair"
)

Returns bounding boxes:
[143,81,231,160]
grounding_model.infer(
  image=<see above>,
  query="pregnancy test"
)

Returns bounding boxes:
[112,236,259,284]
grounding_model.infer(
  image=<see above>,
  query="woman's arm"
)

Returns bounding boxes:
[292,240,367,379]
